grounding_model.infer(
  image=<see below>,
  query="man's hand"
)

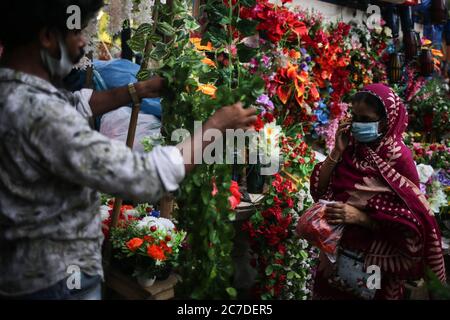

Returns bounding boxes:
[135,76,166,99]
[325,202,371,227]
[207,102,257,132]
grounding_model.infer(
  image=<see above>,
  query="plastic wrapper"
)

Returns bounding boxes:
[296,200,344,263]
[99,107,162,153]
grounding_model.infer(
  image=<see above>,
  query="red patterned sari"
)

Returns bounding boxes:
[310,84,446,300]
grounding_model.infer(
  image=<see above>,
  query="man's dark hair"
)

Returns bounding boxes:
[0,0,104,48]
[352,91,387,120]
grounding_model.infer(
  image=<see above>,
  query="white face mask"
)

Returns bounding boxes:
[40,36,74,79]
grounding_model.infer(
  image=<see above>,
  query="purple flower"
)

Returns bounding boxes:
[420,183,427,194]
[300,48,307,55]
[256,94,274,110]
[305,56,312,63]
[262,55,271,68]
[437,171,450,186]
[300,62,309,71]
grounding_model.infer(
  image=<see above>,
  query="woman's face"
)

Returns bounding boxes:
[351,101,388,135]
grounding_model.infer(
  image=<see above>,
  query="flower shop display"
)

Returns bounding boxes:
[101,198,186,286]
[90,0,448,300]
[406,78,449,140]
[405,134,450,236]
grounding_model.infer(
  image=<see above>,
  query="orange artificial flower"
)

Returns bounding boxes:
[190,37,213,51]
[197,84,217,97]
[277,86,292,105]
[309,84,320,100]
[201,57,216,68]
[147,244,167,261]
[288,49,301,60]
[126,238,144,252]
[431,49,444,57]
[286,63,298,80]
[422,39,432,46]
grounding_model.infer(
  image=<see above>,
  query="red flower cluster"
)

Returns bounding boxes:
[229,180,242,209]
[240,0,307,44]
[102,202,139,238]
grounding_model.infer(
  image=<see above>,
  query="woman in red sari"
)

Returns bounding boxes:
[310,83,446,300]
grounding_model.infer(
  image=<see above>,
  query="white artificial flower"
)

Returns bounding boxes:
[416,164,435,184]
[105,0,133,35]
[374,26,382,34]
[137,216,175,232]
[100,205,110,222]
[260,122,281,157]
[429,182,447,213]
[133,0,155,26]
[157,217,176,231]
[384,27,393,37]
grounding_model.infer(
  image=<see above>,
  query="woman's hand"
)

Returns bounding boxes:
[333,118,352,155]
[325,202,371,226]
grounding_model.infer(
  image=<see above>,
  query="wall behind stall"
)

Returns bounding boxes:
[291,0,424,36]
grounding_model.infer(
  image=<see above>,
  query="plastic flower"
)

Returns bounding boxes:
[126,238,144,252]
[417,164,434,184]
[147,244,167,261]
[197,84,217,97]
[431,49,444,58]
[189,37,213,51]
[229,181,242,209]
[201,57,216,68]
[138,216,175,232]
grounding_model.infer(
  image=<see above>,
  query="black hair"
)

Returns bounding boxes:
[351,91,387,119]
[0,0,104,49]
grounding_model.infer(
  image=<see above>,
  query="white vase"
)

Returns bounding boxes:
[137,275,156,288]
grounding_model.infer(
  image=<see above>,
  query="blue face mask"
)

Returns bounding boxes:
[351,121,382,143]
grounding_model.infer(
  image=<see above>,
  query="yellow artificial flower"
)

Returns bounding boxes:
[197,84,217,97]
[201,57,216,68]
[190,37,213,51]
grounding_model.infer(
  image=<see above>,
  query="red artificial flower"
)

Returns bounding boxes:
[230,180,241,199]
[253,115,265,131]
[126,238,144,252]
[160,241,173,254]
[263,112,275,123]
[144,235,155,243]
[286,198,294,208]
[229,196,240,210]
[147,244,167,261]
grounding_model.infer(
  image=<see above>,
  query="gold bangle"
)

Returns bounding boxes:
[327,153,341,164]
[128,83,141,108]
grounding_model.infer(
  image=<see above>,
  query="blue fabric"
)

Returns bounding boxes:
[415,0,444,49]
[93,59,162,118]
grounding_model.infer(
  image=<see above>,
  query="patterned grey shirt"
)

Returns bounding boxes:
[0,68,185,296]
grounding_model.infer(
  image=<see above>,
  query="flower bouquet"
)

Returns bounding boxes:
[101,199,186,287]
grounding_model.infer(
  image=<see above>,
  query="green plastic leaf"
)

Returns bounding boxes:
[265,265,274,276]
[226,287,237,298]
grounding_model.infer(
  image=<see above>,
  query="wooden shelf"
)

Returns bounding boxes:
[105,268,178,300]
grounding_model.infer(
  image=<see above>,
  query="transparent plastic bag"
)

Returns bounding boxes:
[296,200,344,263]
[99,107,162,153]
